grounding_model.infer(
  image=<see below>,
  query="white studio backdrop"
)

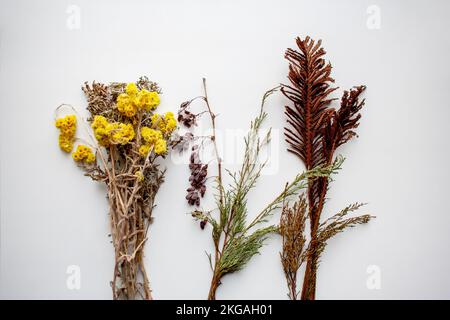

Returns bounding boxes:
[1,0,450,299]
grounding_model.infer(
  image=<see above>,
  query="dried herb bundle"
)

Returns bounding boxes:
[280,36,373,299]
[178,79,342,300]
[54,76,178,299]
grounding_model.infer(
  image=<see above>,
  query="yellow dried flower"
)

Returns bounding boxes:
[149,113,157,125]
[154,139,167,155]
[92,115,108,129]
[55,114,77,153]
[150,112,177,134]
[116,83,156,117]
[125,82,138,96]
[165,111,174,119]
[55,118,65,128]
[64,115,77,127]
[139,144,151,157]
[72,145,96,164]
[92,116,135,146]
[137,90,160,111]
[141,127,162,144]
[111,123,135,145]
[85,153,96,164]
[92,116,111,146]
[58,135,73,153]
[117,93,137,117]
[93,128,108,146]
[165,118,177,133]
[61,126,75,137]
[135,170,144,182]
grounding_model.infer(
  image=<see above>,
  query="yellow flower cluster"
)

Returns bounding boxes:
[154,139,167,155]
[55,115,77,153]
[117,83,160,117]
[138,144,151,157]
[134,170,144,182]
[151,112,177,134]
[72,145,96,164]
[139,127,167,156]
[92,115,135,146]
[110,123,135,145]
[141,127,163,144]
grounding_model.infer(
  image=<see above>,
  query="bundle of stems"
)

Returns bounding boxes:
[101,138,162,300]
[280,36,374,300]
[180,79,342,300]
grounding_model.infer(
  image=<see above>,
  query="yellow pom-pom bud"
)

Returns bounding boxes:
[125,83,138,96]
[165,118,177,133]
[110,123,135,145]
[147,91,160,110]
[72,144,96,164]
[85,153,96,164]
[151,113,160,126]
[72,152,83,161]
[165,111,174,119]
[139,144,151,157]
[135,170,144,182]
[117,93,130,112]
[92,115,108,130]
[64,115,77,127]
[59,135,73,153]
[55,118,65,128]
[56,115,77,153]
[125,104,137,117]
[141,127,162,144]
[154,139,167,155]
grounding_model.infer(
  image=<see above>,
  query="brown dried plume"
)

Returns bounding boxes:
[281,36,371,300]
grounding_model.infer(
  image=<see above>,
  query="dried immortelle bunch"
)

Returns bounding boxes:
[54,76,178,300]
[279,36,374,300]
[176,79,342,300]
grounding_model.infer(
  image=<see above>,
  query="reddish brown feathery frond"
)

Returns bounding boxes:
[335,85,366,147]
[281,36,368,300]
[321,85,366,161]
[281,36,337,170]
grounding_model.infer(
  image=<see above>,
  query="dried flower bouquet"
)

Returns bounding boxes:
[54,77,178,300]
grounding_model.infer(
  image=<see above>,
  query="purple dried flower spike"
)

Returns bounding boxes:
[178,101,197,128]
[185,145,208,206]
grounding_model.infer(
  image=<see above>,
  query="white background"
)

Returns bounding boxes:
[1,0,450,299]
